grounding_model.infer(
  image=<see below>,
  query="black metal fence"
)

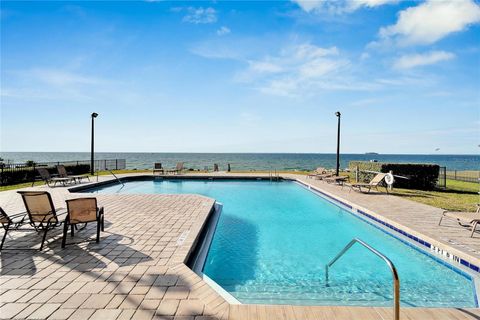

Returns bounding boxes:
[0,159,126,186]
[437,166,446,188]
[445,170,479,183]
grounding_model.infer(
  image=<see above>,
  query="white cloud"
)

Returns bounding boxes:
[182,7,217,24]
[292,0,324,13]
[393,51,455,69]
[291,0,397,13]
[216,26,231,36]
[248,61,283,74]
[28,68,107,86]
[379,0,480,46]
[347,0,398,11]
[236,43,351,96]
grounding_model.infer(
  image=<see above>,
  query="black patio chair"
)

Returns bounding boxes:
[17,191,67,250]
[62,197,104,248]
[0,207,28,250]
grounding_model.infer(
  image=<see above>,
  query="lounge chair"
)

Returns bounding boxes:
[343,173,387,193]
[56,165,90,183]
[17,191,67,250]
[439,204,480,237]
[307,167,326,179]
[62,198,104,248]
[324,175,349,185]
[0,207,28,250]
[36,167,73,187]
[167,162,184,175]
[153,163,164,175]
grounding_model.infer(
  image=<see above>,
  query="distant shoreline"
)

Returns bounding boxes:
[1,152,478,171]
[1,151,478,156]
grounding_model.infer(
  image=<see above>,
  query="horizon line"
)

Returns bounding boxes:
[0,151,478,156]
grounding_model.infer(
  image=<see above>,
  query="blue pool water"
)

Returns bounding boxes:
[86,179,477,307]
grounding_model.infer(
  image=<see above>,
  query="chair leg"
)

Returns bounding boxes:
[0,223,10,251]
[62,221,69,248]
[96,219,101,243]
[471,221,478,238]
[438,215,444,226]
[71,224,74,237]
[40,223,50,251]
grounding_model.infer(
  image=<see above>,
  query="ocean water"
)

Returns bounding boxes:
[84,179,477,307]
[0,152,478,171]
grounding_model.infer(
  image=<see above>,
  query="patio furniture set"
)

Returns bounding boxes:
[0,191,104,250]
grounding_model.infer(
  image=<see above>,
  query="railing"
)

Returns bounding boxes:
[269,169,280,181]
[0,159,126,186]
[108,170,125,186]
[437,166,446,188]
[325,238,400,320]
[445,170,479,183]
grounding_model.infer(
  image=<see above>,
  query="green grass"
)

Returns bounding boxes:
[95,169,150,175]
[0,169,151,192]
[391,179,479,212]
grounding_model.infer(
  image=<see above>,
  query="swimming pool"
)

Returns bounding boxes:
[84,178,477,307]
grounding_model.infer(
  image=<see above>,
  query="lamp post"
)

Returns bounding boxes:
[90,112,98,175]
[335,111,341,176]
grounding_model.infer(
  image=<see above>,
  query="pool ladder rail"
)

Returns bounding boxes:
[269,169,280,181]
[109,170,125,187]
[325,238,400,320]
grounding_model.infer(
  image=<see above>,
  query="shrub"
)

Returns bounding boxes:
[0,164,90,186]
[349,161,440,190]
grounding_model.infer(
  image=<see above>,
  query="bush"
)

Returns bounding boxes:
[0,164,91,186]
[349,161,440,190]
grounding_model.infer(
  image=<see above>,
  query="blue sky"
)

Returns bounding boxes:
[1,0,479,154]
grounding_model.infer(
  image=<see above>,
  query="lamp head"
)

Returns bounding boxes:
[91,112,98,118]
[335,111,341,117]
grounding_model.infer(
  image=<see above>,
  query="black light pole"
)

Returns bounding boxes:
[90,112,98,175]
[335,111,341,176]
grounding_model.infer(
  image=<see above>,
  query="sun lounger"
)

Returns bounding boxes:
[439,204,480,237]
[62,198,104,248]
[343,173,387,193]
[167,162,184,175]
[56,165,90,183]
[17,191,68,250]
[0,207,28,250]
[153,163,164,175]
[307,167,326,179]
[324,175,349,185]
[36,167,73,187]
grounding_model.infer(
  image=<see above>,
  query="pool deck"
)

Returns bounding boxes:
[0,172,479,320]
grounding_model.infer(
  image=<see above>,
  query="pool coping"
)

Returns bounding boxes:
[70,174,480,309]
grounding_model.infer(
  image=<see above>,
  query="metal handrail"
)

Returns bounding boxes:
[325,238,400,320]
[109,170,125,186]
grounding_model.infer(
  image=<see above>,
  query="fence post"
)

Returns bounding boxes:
[454,170,457,180]
[355,166,359,183]
[1,164,3,186]
[32,163,36,185]
[444,167,447,188]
